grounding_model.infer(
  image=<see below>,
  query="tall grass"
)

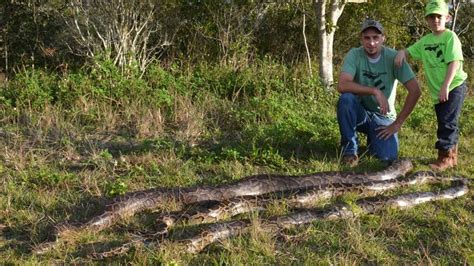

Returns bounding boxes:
[0,59,472,264]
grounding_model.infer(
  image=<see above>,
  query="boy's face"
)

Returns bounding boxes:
[361,28,385,58]
[425,14,449,34]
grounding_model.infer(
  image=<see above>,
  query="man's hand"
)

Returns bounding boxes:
[378,78,420,141]
[395,50,406,68]
[439,85,449,103]
[376,121,401,140]
[374,89,389,115]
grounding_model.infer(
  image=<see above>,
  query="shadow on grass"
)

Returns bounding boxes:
[0,223,32,257]
[0,193,109,257]
[62,116,341,167]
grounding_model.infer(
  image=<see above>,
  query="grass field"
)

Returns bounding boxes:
[0,61,472,264]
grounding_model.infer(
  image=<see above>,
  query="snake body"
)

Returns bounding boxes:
[88,171,469,258]
[155,170,457,230]
[33,160,470,258]
[183,178,469,253]
[63,160,413,236]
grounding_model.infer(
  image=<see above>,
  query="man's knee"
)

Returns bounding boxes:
[337,93,358,112]
[338,93,357,104]
[371,138,398,162]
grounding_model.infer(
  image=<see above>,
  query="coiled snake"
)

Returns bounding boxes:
[32,160,469,258]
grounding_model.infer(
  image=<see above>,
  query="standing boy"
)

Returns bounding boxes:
[337,19,421,167]
[395,0,468,171]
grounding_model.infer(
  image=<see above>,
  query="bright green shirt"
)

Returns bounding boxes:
[407,29,467,104]
[341,46,415,119]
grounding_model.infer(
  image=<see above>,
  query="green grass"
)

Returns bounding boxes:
[0,61,472,264]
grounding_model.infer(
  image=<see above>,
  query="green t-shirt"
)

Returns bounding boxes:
[407,29,467,103]
[341,46,415,119]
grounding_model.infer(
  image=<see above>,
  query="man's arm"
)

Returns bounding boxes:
[338,72,390,115]
[376,78,421,140]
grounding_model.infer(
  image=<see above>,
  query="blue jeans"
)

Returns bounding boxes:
[337,93,398,161]
[434,82,468,151]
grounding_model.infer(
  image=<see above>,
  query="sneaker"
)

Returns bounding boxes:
[342,154,359,167]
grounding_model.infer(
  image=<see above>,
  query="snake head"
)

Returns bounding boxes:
[376,159,413,181]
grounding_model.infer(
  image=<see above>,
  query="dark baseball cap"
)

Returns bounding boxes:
[361,19,384,34]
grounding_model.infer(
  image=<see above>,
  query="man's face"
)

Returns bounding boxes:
[361,28,385,58]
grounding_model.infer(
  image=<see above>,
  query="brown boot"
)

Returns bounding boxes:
[429,147,456,171]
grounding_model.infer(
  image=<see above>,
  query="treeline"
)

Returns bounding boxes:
[0,0,472,76]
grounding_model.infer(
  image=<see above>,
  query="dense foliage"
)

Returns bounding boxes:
[0,1,472,73]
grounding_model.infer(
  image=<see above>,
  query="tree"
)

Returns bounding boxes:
[449,0,473,58]
[315,0,367,90]
[0,0,65,72]
[63,0,174,75]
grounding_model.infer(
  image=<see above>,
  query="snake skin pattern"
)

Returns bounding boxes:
[32,160,469,258]
[90,175,468,258]
[56,160,413,238]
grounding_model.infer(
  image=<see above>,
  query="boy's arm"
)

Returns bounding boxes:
[395,49,409,68]
[376,78,421,140]
[439,61,460,102]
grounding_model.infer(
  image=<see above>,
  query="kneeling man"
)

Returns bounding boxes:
[337,19,421,167]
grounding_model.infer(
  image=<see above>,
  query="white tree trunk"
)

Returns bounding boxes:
[303,12,313,78]
[316,0,346,89]
[450,0,461,31]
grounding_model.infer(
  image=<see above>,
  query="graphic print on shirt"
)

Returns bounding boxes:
[424,44,445,63]
[363,70,386,92]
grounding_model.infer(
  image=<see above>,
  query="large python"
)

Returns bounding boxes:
[58,159,413,236]
[32,160,469,257]
[153,170,459,231]
[182,178,468,254]
[89,171,469,258]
